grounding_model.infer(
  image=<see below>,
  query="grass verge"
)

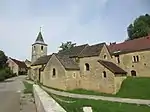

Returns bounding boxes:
[115,77,150,99]
[49,94,150,112]
[23,81,33,94]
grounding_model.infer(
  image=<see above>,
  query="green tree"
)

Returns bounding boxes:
[0,50,7,68]
[59,41,76,51]
[127,14,150,41]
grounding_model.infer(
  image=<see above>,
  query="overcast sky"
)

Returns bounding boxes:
[0,0,150,61]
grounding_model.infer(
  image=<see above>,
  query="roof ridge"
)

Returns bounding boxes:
[89,42,105,47]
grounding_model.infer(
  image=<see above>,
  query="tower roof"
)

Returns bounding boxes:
[36,32,44,42]
[32,31,47,46]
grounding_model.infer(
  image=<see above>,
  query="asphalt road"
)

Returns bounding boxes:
[0,76,25,112]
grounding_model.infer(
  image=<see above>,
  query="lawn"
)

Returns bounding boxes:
[50,94,150,112]
[67,77,150,99]
[116,77,150,99]
[23,81,33,94]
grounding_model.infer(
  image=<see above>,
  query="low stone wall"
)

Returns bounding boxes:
[33,84,66,112]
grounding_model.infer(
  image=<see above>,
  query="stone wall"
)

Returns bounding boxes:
[65,70,80,90]
[6,59,19,75]
[112,50,150,77]
[33,84,66,112]
[79,55,116,94]
[43,55,77,90]
[30,65,42,81]
[114,76,126,94]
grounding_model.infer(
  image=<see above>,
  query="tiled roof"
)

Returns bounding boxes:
[11,58,27,69]
[55,54,80,70]
[58,44,88,57]
[79,43,105,57]
[108,35,150,55]
[98,60,127,75]
[31,55,52,66]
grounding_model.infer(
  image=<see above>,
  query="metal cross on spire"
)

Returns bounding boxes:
[40,26,42,32]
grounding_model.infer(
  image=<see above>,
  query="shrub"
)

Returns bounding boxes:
[0,69,6,81]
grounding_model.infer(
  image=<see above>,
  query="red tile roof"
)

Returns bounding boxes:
[108,35,150,54]
[10,58,27,68]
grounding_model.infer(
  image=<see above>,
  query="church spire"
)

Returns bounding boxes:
[36,27,44,42]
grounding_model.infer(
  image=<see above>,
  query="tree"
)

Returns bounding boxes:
[0,50,7,68]
[59,41,76,51]
[127,14,150,41]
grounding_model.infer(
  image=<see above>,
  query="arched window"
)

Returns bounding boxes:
[104,55,107,59]
[85,63,90,71]
[52,68,56,77]
[103,71,107,78]
[131,70,136,76]
[41,46,44,50]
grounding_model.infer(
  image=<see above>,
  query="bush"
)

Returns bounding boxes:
[0,67,17,81]
[0,69,6,81]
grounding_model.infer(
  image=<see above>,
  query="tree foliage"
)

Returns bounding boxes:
[0,50,7,68]
[59,41,76,51]
[127,14,150,41]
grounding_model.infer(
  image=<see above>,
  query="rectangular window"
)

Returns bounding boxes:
[133,56,136,62]
[115,55,120,64]
[136,56,139,62]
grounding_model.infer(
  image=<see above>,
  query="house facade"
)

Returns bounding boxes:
[7,58,27,75]
[29,31,150,94]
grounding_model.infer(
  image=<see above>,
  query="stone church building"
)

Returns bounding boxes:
[28,31,150,94]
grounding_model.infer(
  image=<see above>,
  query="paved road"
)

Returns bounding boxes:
[0,76,25,112]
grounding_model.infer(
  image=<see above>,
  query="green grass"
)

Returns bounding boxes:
[116,77,150,99]
[23,81,33,94]
[50,94,150,112]
[68,89,112,96]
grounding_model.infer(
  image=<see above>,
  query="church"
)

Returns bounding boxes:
[28,31,150,94]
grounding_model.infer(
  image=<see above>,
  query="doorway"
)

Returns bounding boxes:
[131,70,136,76]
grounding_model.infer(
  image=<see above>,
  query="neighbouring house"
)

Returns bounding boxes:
[29,31,150,94]
[108,36,150,77]
[7,58,27,75]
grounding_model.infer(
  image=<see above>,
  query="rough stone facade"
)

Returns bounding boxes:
[112,50,150,77]
[7,58,27,75]
[42,55,80,90]
[7,59,19,75]
[29,33,150,94]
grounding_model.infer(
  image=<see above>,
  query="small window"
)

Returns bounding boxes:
[104,55,107,59]
[115,55,120,64]
[136,56,139,62]
[85,63,90,71]
[103,71,107,78]
[41,46,44,50]
[33,46,36,51]
[75,57,80,63]
[73,73,76,78]
[52,68,56,77]
[133,56,136,62]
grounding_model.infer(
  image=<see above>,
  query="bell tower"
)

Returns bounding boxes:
[31,28,47,63]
